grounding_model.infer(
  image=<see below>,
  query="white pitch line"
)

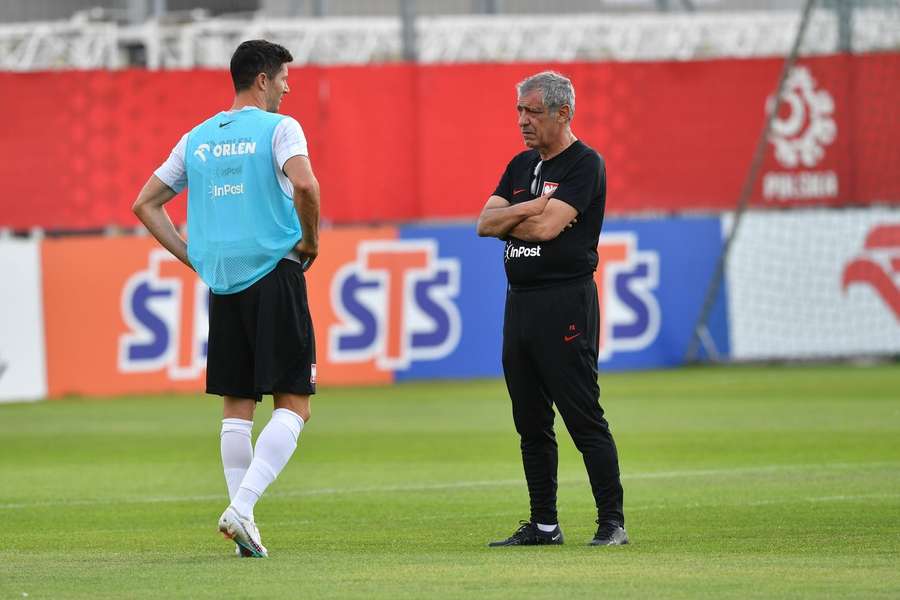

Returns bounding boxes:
[623,461,900,481]
[1,461,897,511]
[622,492,900,513]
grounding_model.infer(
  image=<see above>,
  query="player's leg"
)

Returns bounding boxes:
[208,287,258,500]
[230,393,308,522]
[533,279,626,544]
[250,259,315,495]
[227,260,315,554]
[219,397,258,557]
[490,289,563,546]
[221,397,256,504]
[208,287,267,556]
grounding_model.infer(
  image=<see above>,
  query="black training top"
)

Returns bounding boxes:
[493,140,606,289]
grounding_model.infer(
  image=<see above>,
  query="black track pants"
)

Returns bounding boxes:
[502,277,624,526]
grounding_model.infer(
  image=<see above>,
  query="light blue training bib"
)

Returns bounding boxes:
[184,109,301,294]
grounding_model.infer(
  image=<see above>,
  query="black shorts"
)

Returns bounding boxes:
[206,259,316,401]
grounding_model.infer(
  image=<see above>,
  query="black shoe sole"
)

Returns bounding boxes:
[588,536,629,546]
[488,536,564,547]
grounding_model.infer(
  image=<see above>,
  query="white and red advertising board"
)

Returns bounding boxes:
[0,239,47,402]
[726,208,900,360]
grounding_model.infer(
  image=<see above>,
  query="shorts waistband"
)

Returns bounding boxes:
[283,248,303,264]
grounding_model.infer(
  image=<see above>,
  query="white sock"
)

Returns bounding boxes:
[232,408,304,518]
[220,418,253,502]
[537,523,558,532]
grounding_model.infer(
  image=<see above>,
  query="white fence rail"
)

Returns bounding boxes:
[0,8,898,70]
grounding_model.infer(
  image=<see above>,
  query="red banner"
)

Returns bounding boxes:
[1,54,897,231]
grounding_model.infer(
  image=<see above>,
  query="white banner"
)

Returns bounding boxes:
[726,208,900,360]
[0,239,46,402]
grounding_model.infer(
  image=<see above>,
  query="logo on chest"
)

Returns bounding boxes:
[505,241,542,261]
[541,182,559,196]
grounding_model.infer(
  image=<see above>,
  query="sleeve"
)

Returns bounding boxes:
[553,152,602,215]
[153,133,188,193]
[492,159,514,201]
[273,117,309,172]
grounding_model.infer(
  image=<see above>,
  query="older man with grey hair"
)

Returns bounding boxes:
[477,70,627,547]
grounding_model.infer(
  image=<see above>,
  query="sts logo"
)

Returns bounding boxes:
[118,249,209,379]
[329,240,461,370]
[594,233,661,361]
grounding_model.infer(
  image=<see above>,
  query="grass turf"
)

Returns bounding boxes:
[1,364,898,598]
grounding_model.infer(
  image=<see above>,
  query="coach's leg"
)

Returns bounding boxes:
[221,397,257,504]
[507,372,558,526]
[230,393,307,519]
[503,292,559,527]
[539,281,624,527]
[554,379,624,527]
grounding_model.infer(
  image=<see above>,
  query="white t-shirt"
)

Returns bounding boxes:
[154,106,309,197]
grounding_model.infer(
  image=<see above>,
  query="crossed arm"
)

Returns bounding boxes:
[476,193,579,242]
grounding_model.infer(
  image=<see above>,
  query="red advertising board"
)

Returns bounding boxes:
[2,54,898,231]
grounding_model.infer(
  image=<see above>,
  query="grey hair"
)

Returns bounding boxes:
[517,71,576,120]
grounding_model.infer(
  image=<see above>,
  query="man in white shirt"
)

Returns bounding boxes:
[132,39,320,558]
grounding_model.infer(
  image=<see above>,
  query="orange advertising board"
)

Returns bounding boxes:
[42,236,206,397]
[41,230,396,398]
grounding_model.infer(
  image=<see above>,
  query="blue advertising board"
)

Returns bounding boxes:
[393,216,729,381]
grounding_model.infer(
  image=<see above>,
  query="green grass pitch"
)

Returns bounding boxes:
[1,364,898,599]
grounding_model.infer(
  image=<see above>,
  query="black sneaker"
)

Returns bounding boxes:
[488,521,564,547]
[589,521,629,546]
